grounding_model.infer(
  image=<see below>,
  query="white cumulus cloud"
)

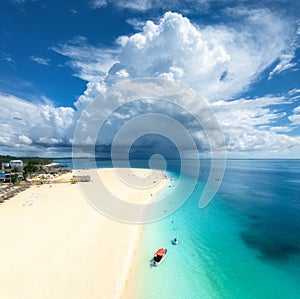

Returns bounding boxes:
[68,10,298,112]
[0,93,76,155]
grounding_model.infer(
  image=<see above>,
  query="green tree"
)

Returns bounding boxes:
[23,162,38,179]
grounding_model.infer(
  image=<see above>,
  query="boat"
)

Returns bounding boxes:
[172,237,178,245]
[152,248,167,266]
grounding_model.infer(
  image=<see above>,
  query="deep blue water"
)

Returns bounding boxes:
[54,158,300,298]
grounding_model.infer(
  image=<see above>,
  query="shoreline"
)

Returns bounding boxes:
[0,168,168,299]
[116,174,167,299]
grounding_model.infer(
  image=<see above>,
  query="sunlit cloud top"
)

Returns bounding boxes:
[0,0,299,157]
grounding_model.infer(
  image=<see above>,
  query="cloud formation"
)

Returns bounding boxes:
[90,0,108,9]
[30,56,51,66]
[1,52,14,65]
[52,36,118,81]
[288,106,300,125]
[1,10,300,157]
[0,94,75,155]
[212,95,300,152]
[66,11,298,110]
[73,12,300,157]
[89,0,300,20]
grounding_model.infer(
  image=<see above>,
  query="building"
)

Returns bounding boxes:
[72,175,91,182]
[10,160,24,170]
[0,172,5,182]
[1,162,10,170]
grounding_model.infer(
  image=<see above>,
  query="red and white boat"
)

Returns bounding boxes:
[152,248,168,266]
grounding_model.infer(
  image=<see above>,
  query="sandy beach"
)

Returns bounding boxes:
[0,168,167,299]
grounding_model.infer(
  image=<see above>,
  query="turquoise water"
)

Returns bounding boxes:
[125,160,300,299]
[55,159,300,298]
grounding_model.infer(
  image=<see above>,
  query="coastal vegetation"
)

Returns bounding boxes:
[0,155,70,183]
[0,155,52,165]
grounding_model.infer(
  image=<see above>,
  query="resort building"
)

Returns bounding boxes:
[0,172,5,182]
[1,162,10,170]
[9,160,23,170]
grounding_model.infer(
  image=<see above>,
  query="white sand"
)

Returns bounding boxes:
[0,168,167,299]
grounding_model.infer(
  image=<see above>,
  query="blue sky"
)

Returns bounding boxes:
[0,0,300,158]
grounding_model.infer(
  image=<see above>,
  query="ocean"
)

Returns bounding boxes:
[54,158,300,298]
